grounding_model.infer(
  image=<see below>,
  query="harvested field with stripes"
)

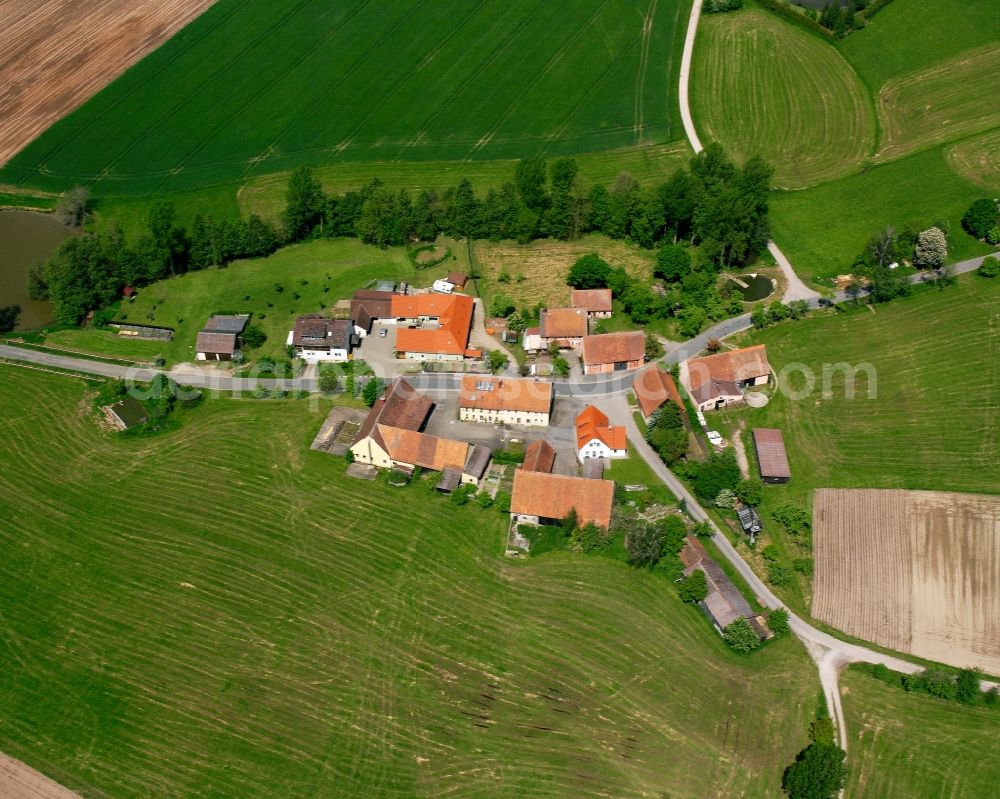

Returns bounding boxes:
[1,0,690,197]
[946,129,1000,192]
[874,44,1000,163]
[0,365,819,798]
[812,489,1000,673]
[690,8,873,188]
[0,0,215,166]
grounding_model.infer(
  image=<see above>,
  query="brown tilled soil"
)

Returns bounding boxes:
[813,488,1000,673]
[0,0,217,166]
[0,752,83,799]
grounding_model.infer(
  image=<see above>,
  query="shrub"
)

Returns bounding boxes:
[783,743,846,799]
[242,324,267,350]
[678,569,708,603]
[318,371,340,393]
[714,488,737,508]
[962,199,999,239]
[723,618,761,652]
[773,501,811,535]
[490,294,516,317]
[735,478,763,507]
[768,563,793,587]
[495,491,511,513]
[978,256,999,278]
[690,450,741,501]
[767,608,790,636]
[762,544,780,562]
[793,557,814,576]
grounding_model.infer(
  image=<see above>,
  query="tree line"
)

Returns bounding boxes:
[286,144,774,268]
[30,143,773,325]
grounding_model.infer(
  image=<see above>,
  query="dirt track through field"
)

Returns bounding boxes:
[0,0,216,166]
[0,752,82,799]
[813,489,1000,673]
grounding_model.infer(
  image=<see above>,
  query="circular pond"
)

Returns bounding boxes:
[727,273,775,302]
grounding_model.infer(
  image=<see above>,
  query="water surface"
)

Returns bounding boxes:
[0,210,71,329]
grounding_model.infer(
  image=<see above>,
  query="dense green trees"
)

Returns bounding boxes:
[686,450,741,502]
[962,198,999,240]
[646,403,688,465]
[723,618,762,652]
[566,253,612,289]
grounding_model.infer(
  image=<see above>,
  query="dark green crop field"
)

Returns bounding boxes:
[0,365,820,798]
[0,0,690,197]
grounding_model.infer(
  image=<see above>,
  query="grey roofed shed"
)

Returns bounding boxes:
[203,314,250,334]
[463,444,492,481]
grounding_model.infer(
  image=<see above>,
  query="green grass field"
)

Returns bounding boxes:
[0,364,821,798]
[715,274,1000,612]
[840,668,1000,799]
[835,0,1000,90]
[769,146,995,284]
[42,238,468,365]
[690,7,874,188]
[1,0,690,198]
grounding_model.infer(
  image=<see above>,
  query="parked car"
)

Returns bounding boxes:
[379,328,388,338]
[706,430,723,446]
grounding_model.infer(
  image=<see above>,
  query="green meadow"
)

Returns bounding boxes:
[841,668,1000,799]
[1,0,691,198]
[0,365,819,798]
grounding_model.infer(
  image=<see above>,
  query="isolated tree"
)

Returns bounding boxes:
[566,253,611,289]
[767,608,790,636]
[56,185,91,228]
[505,311,526,334]
[956,668,983,705]
[241,324,267,350]
[645,333,664,360]
[782,742,847,799]
[487,349,509,374]
[490,294,515,318]
[723,618,761,652]
[913,226,947,268]
[624,520,667,566]
[318,371,340,393]
[678,569,708,603]
[867,225,897,268]
[962,198,999,239]
[362,377,383,408]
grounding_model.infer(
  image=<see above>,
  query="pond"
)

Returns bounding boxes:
[0,210,72,330]
[726,273,775,302]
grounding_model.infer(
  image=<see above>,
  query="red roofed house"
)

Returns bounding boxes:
[539,307,588,350]
[580,331,645,375]
[633,366,684,421]
[458,376,552,426]
[571,288,613,319]
[522,440,556,473]
[350,379,490,488]
[681,344,771,412]
[511,470,615,529]
[392,293,477,361]
[576,405,627,462]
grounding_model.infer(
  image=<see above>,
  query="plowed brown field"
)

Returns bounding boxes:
[0,752,82,799]
[0,0,215,166]
[813,489,1000,673]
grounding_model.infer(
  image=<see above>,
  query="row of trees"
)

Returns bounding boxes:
[285,145,774,267]
[31,200,282,323]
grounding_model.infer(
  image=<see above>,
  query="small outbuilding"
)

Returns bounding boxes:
[752,428,791,483]
[196,314,250,361]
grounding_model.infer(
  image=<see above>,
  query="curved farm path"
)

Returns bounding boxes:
[679,2,999,738]
[678,0,819,304]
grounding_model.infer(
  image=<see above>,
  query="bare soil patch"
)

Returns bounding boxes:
[0,752,82,799]
[0,0,216,165]
[813,488,1000,672]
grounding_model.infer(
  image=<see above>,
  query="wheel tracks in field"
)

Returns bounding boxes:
[391,0,550,163]
[27,0,253,181]
[464,0,619,161]
[159,0,385,194]
[90,0,317,190]
[632,0,658,142]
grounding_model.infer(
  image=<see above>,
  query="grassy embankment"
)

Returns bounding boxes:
[0,364,819,799]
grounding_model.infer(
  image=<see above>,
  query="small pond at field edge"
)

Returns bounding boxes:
[0,210,72,330]
[726,273,775,302]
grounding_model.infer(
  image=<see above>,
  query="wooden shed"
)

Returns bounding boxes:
[751,428,791,483]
